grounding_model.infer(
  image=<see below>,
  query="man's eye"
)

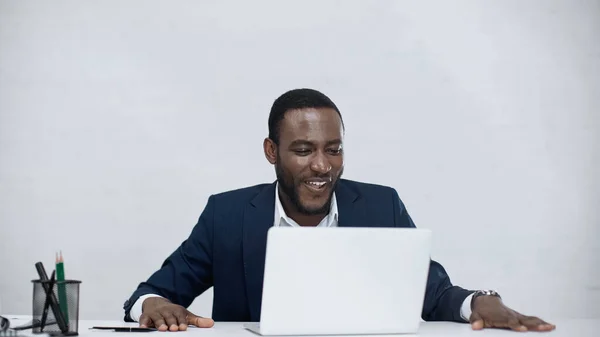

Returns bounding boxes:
[294,149,311,155]
[327,148,342,155]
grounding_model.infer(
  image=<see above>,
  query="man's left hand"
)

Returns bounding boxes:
[470,296,556,332]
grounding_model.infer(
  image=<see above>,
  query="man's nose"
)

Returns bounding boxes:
[310,152,332,173]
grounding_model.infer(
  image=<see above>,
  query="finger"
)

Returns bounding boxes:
[186,312,215,328]
[139,313,154,328]
[162,311,179,332]
[149,312,168,331]
[519,315,556,331]
[469,311,484,330]
[506,317,527,332]
[173,308,189,331]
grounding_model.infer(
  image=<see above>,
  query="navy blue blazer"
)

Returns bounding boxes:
[123,179,473,323]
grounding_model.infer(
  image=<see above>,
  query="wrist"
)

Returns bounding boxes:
[471,290,501,311]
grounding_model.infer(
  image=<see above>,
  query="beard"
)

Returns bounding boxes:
[275,154,342,216]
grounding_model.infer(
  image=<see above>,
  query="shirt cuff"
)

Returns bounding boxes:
[460,293,474,322]
[129,294,164,322]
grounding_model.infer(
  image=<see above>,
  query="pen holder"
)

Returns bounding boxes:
[31,279,81,336]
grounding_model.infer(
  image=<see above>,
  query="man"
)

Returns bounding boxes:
[123,89,555,333]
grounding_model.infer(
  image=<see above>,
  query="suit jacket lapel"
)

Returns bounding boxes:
[335,180,366,228]
[242,182,276,321]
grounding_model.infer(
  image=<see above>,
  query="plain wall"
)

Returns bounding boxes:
[1,0,599,320]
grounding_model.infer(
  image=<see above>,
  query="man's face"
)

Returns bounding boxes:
[273,107,344,215]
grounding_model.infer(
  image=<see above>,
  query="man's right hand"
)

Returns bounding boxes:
[139,297,214,331]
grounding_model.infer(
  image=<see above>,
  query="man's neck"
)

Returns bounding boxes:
[287,211,327,227]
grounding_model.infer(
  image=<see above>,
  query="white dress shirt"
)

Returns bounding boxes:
[129,184,473,322]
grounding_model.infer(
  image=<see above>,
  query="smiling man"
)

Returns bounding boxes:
[123,88,555,333]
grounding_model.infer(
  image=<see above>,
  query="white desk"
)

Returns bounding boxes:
[4,315,596,337]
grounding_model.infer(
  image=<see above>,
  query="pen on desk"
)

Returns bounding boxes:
[90,326,157,332]
[56,251,69,324]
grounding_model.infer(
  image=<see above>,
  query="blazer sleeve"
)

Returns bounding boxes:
[390,188,474,322]
[123,195,216,321]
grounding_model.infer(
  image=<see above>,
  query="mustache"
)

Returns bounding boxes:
[298,174,333,180]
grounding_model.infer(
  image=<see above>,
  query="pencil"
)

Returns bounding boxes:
[56,251,69,325]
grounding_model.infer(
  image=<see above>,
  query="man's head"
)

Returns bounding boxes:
[264,88,345,217]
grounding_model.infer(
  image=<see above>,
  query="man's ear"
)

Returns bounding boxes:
[263,138,277,164]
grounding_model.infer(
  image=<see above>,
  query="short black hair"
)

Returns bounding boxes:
[268,88,344,145]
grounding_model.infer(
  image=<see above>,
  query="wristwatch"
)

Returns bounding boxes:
[471,290,501,310]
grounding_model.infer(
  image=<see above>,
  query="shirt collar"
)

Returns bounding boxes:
[274,182,338,227]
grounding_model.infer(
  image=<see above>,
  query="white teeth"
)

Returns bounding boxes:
[306,181,326,187]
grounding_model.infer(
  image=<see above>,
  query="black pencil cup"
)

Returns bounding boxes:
[31,279,81,336]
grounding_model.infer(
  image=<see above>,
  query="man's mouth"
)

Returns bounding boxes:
[303,178,331,192]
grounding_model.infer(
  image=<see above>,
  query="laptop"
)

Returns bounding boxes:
[244,226,432,335]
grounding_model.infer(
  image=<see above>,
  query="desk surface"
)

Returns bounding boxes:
[4,316,596,337]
